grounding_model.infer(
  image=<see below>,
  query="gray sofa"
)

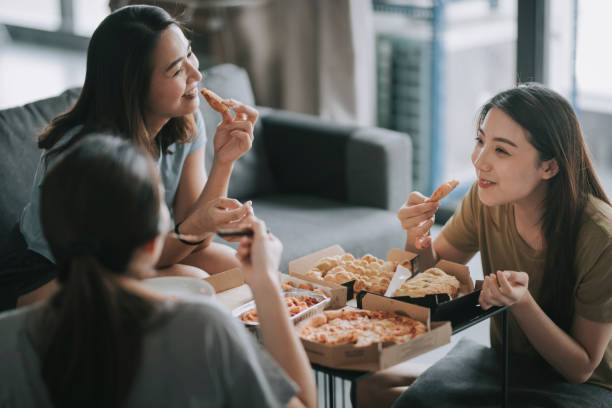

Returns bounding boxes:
[0,64,412,271]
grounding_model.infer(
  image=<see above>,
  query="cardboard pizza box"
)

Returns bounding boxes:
[204,267,339,311]
[386,251,475,311]
[296,293,451,371]
[412,255,474,296]
[288,245,351,308]
[279,274,336,309]
[204,267,253,311]
[289,245,417,307]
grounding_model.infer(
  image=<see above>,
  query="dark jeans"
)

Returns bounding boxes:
[0,224,55,311]
[393,338,611,408]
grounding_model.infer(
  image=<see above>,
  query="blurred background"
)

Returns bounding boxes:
[1,2,609,403]
[1,0,611,212]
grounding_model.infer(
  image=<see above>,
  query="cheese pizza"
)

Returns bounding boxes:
[393,267,460,298]
[300,309,427,347]
[239,295,321,323]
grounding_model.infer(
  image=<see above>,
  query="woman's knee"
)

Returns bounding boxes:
[155,263,209,279]
[355,362,430,408]
[182,242,240,274]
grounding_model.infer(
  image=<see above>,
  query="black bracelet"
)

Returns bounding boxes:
[174,221,206,245]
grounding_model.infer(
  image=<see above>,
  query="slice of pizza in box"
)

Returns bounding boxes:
[296,293,451,371]
[386,249,474,309]
[289,245,417,306]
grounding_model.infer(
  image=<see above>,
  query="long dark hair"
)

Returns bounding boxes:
[35,135,164,407]
[478,83,610,332]
[39,5,195,157]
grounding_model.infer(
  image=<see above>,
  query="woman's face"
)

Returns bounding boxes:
[471,108,554,207]
[145,25,202,128]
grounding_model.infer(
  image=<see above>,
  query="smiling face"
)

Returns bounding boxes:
[471,108,557,208]
[145,24,202,134]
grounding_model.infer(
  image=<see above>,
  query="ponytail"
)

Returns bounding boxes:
[38,255,152,408]
[37,135,164,406]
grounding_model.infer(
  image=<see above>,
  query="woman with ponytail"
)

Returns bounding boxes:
[358,84,612,407]
[0,136,316,408]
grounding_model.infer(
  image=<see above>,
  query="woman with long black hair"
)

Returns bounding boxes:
[1,5,255,310]
[359,84,612,407]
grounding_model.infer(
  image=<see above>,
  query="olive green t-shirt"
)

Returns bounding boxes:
[442,182,612,389]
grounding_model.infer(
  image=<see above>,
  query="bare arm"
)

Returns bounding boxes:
[433,234,476,266]
[481,271,612,383]
[236,217,317,408]
[514,294,612,383]
[157,108,254,266]
[157,148,211,266]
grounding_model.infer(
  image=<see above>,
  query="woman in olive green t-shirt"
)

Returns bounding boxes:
[359,84,612,407]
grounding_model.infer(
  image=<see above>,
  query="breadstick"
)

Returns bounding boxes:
[200,87,229,113]
[426,180,459,202]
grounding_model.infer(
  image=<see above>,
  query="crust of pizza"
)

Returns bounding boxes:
[200,87,229,113]
[393,267,460,298]
[300,309,427,347]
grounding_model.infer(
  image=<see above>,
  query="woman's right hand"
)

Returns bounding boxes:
[213,100,258,166]
[235,216,282,288]
[397,192,440,251]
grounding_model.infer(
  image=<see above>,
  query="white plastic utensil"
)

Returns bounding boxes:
[384,264,413,297]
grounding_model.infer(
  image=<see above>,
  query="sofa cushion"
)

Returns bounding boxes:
[198,64,275,200]
[0,89,80,249]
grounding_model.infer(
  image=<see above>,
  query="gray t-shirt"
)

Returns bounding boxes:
[0,298,298,407]
[20,113,207,263]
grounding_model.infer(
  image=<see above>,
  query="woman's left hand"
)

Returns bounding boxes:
[479,270,529,310]
[213,99,258,165]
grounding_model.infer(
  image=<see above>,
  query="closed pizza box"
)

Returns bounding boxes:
[289,245,417,307]
[296,293,452,371]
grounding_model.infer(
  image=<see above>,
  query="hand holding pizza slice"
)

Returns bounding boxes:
[201,87,259,164]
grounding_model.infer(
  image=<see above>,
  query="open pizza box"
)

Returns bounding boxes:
[288,245,417,308]
[204,266,339,311]
[370,249,474,309]
[296,293,452,371]
[204,267,253,311]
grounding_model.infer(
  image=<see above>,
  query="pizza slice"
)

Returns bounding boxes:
[200,87,229,113]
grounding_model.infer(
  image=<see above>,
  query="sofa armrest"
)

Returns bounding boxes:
[258,108,412,211]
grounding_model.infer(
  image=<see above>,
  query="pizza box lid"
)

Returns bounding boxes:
[372,253,475,312]
[289,245,352,303]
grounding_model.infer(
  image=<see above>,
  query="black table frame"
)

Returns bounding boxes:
[312,307,510,408]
